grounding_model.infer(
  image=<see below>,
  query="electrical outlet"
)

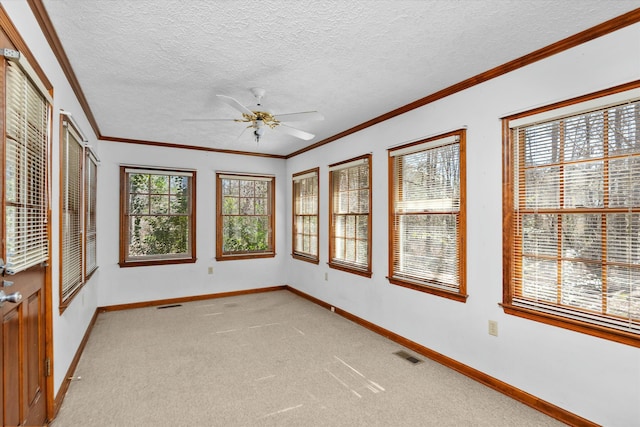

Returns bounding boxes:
[324,272,328,281]
[207,266,214,275]
[488,320,498,337]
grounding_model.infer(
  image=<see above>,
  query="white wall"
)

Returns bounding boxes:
[96,142,287,307]
[284,23,640,427]
[3,2,639,425]
[0,0,101,394]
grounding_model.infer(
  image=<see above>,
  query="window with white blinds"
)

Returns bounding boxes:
[328,154,372,277]
[4,60,49,274]
[292,168,319,263]
[61,120,83,303]
[504,87,640,345]
[85,151,98,276]
[388,131,466,301]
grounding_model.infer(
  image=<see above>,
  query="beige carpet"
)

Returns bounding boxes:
[51,290,564,426]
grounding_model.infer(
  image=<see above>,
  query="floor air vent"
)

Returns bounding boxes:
[394,350,422,364]
[157,304,182,309]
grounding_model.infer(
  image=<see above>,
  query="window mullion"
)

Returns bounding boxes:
[556,121,565,305]
[602,111,610,315]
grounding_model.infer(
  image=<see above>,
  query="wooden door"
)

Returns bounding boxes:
[2,267,47,427]
[0,23,50,426]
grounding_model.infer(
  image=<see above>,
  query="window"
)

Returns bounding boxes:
[60,113,99,308]
[328,154,372,277]
[85,150,98,276]
[4,59,50,275]
[292,168,319,263]
[503,84,640,346]
[60,117,84,304]
[216,172,275,260]
[120,166,196,266]
[388,130,467,301]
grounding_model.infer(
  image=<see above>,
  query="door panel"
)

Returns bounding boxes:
[2,267,47,426]
[3,305,20,426]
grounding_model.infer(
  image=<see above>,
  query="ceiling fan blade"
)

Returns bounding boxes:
[274,111,324,122]
[274,124,315,140]
[216,94,255,116]
[181,118,237,122]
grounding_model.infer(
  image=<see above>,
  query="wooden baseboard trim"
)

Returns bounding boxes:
[99,285,288,312]
[285,285,597,427]
[52,307,100,420]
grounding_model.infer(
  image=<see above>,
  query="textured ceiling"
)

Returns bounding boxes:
[41,0,639,157]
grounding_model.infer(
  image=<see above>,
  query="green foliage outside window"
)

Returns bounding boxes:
[220,177,272,254]
[127,172,191,258]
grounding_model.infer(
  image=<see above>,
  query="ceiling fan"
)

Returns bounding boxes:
[184,87,324,143]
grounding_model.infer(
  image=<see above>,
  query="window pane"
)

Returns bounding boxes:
[609,157,640,208]
[522,214,558,257]
[150,175,169,193]
[396,214,458,285]
[607,266,640,319]
[523,123,561,167]
[223,196,238,215]
[521,257,557,302]
[129,194,149,214]
[150,195,169,215]
[130,174,149,193]
[563,161,603,208]
[223,179,239,196]
[562,214,601,260]
[564,112,604,161]
[561,261,602,312]
[608,103,640,156]
[607,214,640,263]
[524,167,560,209]
[169,195,188,215]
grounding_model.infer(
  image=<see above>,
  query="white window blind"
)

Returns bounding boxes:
[510,99,640,334]
[390,137,462,293]
[4,60,49,274]
[293,169,319,260]
[329,155,371,273]
[61,122,83,301]
[85,152,98,276]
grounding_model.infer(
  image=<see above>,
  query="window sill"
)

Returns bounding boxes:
[119,257,196,268]
[501,302,640,348]
[292,253,320,264]
[388,277,467,303]
[328,261,372,278]
[216,252,276,261]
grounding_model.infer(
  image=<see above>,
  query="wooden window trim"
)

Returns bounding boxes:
[387,129,467,301]
[502,80,640,347]
[119,166,196,267]
[215,172,276,261]
[328,154,372,277]
[292,167,320,264]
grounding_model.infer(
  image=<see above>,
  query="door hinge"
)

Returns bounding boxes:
[45,358,51,377]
